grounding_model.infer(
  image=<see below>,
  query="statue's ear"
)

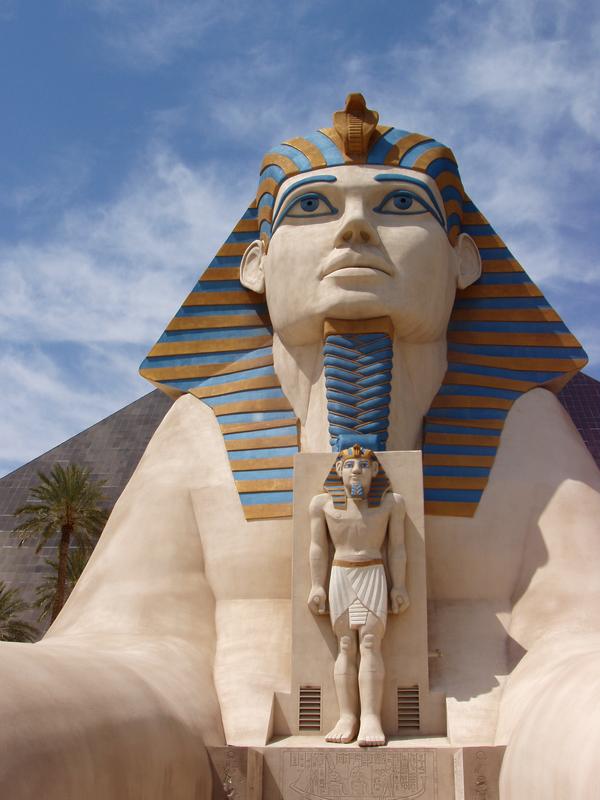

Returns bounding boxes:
[455,233,482,290]
[370,461,379,479]
[240,240,266,294]
[335,460,344,478]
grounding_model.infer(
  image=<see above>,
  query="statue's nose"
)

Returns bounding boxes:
[334,200,379,248]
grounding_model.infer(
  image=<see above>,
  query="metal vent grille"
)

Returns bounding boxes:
[397,685,420,731]
[298,685,321,731]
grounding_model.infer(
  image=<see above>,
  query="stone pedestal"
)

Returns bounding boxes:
[273,451,445,740]
[208,744,506,800]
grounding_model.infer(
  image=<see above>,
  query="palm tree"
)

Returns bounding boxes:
[14,464,108,623]
[0,582,38,642]
[34,548,90,623]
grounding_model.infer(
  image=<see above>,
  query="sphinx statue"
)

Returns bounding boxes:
[1,94,599,799]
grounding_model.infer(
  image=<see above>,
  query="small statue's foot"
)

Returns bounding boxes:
[325,715,359,744]
[357,715,386,747]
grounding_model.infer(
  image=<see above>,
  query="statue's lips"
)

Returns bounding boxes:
[321,255,393,278]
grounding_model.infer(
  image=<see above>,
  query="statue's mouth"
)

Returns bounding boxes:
[321,253,393,278]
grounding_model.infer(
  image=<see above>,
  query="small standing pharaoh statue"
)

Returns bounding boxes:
[308,444,410,746]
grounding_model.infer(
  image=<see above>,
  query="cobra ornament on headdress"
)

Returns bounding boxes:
[140,93,587,521]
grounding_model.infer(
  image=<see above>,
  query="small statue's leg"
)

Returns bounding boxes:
[326,615,359,743]
[357,614,386,747]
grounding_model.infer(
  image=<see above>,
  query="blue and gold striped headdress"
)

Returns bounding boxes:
[140,94,587,521]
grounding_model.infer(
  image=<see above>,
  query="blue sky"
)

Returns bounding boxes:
[1,0,599,476]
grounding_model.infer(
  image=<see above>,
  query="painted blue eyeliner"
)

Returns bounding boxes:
[374,173,446,230]
[272,191,338,233]
[271,175,337,223]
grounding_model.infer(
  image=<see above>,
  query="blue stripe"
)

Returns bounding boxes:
[190,280,242,292]
[225,230,256,244]
[233,469,294,480]
[424,489,483,503]
[207,256,243,267]
[260,220,271,238]
[224,425,297,441]
[463,201,478,213]
[424,465,490,477]
[399,139,441,167]
[367,127,410,163]
[305,131,345,166]
[453,297,550,309]
[424,158,459,178]
[477,272,532,285]
[218,411,295,425]
[159,327,271,343]
[449,343,586,359]
[437,384,519,400]
[462,224,494,236]
[447,213,462,232]
[259,164,286,183]
[229,447,297,460]
[267,144,312,172]
[441,186,462,202]
[144,347,272,368]
[423,444,497,455]
[240,491,294,505]
[242,207,258,219]
[479,248,514,260]
[448,321,569,333]
[446,361,563,382]
[175,304,266,317]
[157,365,274,391]
[258,193,274,209]
[425,424,501,437]
[426,408,507,420]
[202,388,286,406]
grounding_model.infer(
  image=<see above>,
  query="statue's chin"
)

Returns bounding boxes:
[350,484,365,498]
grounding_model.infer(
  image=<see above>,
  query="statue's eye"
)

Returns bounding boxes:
[374,190,430,217]
[280,192,338,221]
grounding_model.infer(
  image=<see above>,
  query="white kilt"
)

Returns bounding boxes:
[329,564,388,630]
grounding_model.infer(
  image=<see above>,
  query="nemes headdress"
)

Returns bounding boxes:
[324,444,390,510]
[140,94,587,522]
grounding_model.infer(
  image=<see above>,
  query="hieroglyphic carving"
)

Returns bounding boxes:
[281,749,437,800]
[462,747,505,800]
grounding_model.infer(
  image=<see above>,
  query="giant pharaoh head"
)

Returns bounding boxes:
[140,95,587,522]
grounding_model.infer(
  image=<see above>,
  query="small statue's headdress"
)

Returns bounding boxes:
[336,443,376,466]
[325,443,389,509]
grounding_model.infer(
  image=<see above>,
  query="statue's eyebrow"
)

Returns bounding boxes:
[272,175,337,223]
[374,173,446,229]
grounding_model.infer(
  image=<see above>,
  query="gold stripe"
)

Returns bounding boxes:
[434,171,464,195]
[447,350,586,372]
[430,395,513,410]
[256,176,279,200]
[283,138,327,169]
[236,478,293,493]
[190,374,281,400]
[259,152,301,177]
[428,417,505,430]
[426,432,499,447]
[423,454,495,467]
[447,332,581,347]
[323,316,394,338]
[332,558,384,568]
[166,314,268,331]
[231,456,294,470]
[141,355,273,382]
[423,476,489,490]
[234,218,260,233]
[412,145,456,172]
[462,211,489,226]
[425,501,477,518]
[384,133,432,166]
[212,398,292,416]
[450,308,560,322]
[201,268,241,281]
[480,260,523,273]
[444,371,535,392]
[216,243,250,257]
[443,198,463,219]
[471,234,506,248]
[149,336,272,357]
[220,418,296,434]
[183,290,263,307]
[458,284,543,299]
[244,503,293,520]
[225,434,298,452]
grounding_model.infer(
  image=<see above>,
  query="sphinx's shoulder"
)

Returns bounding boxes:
[495,387,600,488]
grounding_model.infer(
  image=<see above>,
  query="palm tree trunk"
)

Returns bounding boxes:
[51,524,72,622]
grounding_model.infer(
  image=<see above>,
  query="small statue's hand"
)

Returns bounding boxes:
[307,586,327,615]
[390,586,410,614]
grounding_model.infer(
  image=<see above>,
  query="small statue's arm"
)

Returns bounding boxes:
[307,494,329,615]
[387,493,410,614]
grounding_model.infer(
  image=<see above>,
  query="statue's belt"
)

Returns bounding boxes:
[332,558,384,568]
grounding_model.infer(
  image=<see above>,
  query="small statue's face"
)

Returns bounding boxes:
[336,456,379,500]
[241,165,480,345]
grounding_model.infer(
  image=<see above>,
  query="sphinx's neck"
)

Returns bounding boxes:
[272,334,447,452]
